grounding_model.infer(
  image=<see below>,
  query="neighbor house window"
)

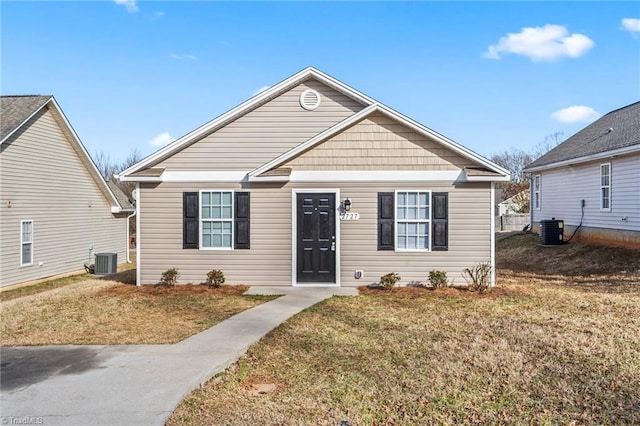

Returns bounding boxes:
[200,191,233,249]
[21,220,33,266]
[534,175,541,210]
[396,191,430,250]
[600,163,611,211]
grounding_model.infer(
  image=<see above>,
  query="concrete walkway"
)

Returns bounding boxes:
[0,286,357,426]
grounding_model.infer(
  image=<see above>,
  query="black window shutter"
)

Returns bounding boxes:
[234,192,250,249]
[378,192,395,250]
[432,192,448,251]
[183,192,199,249]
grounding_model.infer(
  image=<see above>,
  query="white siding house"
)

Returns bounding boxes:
[525,102,640,248]
[0,96,134,287]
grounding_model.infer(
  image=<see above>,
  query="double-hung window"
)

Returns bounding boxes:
[21,220,33,266]
[534,175,541,210]
[600,163,611,211]
[200,191,233,249]
[396,191,430,250]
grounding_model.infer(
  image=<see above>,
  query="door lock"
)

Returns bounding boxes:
[331,242,336,251]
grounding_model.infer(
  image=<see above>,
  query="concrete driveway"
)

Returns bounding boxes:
[0,287,357,425]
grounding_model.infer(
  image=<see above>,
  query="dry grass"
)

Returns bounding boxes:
[0,282,275,346]
[169,235,640,425]
[0,251,137,302]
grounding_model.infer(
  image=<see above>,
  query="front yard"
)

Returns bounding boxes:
[168,234,640,425]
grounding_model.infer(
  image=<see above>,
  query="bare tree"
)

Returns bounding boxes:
[490,132,567,213]
[93,149,118,181]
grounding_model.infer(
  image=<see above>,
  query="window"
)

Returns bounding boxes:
[601,163,611,211]
[534,175,541,210]
[396,191,430,250]
[21,220,33,266]
[200,191,233,249]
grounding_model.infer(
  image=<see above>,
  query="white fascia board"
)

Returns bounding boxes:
[290,170,465,182]
[465,174,511,182]
[250,105,379,177]
[121,170,249,183]
[247,175,291,183]
[119,67,373,178]
[375,104,510,177]
[524,144,640,173]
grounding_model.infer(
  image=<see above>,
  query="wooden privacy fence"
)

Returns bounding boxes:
[496,214,529,232]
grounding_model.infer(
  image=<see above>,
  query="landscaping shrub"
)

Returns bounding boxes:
[462,262,492,292]
[205,269,226,289]
[379,272,401,289]
[159,268,179,287]
[428,270,448,289]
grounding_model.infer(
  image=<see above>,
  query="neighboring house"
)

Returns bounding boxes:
[118,67,509,287]
[524,101,639,248]
[0,95,134,288]
[498,189,529,216]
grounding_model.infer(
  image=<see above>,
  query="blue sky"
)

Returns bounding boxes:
[2,1,639,164]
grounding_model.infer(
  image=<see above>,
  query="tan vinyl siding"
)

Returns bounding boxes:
[284,113,476,170]
[156,80,364,171]
[0,107,127,287]
[138,181,491,286]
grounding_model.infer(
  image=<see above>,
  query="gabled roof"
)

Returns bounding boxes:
[0,95,52,142]
[119,67,509,181]
[526,101,640,171]
[0,95,133,213]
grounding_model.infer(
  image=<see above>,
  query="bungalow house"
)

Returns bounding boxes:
[524,101,639,248]
[0,95,134,288]
[118,67,509,287]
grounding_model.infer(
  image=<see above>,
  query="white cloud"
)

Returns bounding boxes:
[621,18,640,36]
[114,0,138,13]
[149,132,174,147]
[154,11,165,19]
[253,85,271,96]
[551,106,600,124]
[484,24,594,62]
[169,53,196,60]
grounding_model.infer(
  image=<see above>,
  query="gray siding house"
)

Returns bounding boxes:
[525,101,640,248]
[118,68,509,287]
[0,96,134,288]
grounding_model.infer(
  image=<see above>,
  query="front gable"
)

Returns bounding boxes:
[283,112,476,171]
[155,79,366,172]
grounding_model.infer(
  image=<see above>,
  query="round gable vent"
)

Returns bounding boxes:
[300,89,321,111]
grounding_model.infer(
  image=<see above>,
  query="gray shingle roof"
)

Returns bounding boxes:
[0,95,52,141]
[106,180,135,211]
[527,101,640,169]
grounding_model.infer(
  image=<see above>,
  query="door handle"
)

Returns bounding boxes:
[330,242,336,251]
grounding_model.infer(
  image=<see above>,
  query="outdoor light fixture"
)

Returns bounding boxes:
[343,198,351,212]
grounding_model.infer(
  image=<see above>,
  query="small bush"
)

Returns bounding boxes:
[379,272,401,290]
[462,262,493,292]
[159,268,179,287]
[428,270,448,289]
[205,269,225,288]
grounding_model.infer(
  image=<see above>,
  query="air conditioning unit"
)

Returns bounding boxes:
[95,253,117,275]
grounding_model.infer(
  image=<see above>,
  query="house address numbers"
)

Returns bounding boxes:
[339,212,360,221]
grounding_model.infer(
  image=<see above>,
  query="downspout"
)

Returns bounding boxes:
[490,182,496,287]
[529,175,534,231]
[126,210,136,263]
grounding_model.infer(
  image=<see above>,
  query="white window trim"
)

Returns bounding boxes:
[199,190,235,251]
[534,175,541,210]
[600,163,611,212]
[20,220,33,267]
[394,190,431,252]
